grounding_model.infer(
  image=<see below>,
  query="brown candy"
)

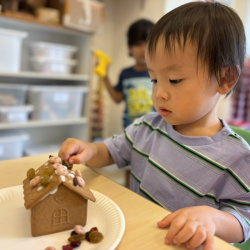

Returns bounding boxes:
[89,231,104,243]
[73,177,79,187]
[68,234,85,242]
[27,168,35,179]
[62,160,73,170]
[41,175,50,187]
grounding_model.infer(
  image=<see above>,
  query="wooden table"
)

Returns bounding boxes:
[0,154,237,250]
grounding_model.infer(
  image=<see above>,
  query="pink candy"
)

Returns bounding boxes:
[76,176,85,187]
[74,225,85,235]
[49,156,62,164]
[75,169,82,177]
[45,247,56,250]
[55,165,69,176]
[30,176,41,187]
[53,163,63,169]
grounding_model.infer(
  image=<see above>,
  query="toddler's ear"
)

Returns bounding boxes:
[218,65,241,95]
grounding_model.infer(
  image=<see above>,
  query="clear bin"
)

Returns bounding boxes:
[0,83,28,106]
[0,131,29,160]
[24,144,61,156]
[27,85,88,120]
[0,28,28,72]
[30,42,77,59]
[30,57,77,74]
[0,105,34,123]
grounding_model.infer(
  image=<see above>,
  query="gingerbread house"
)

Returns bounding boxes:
[23,157,96,237]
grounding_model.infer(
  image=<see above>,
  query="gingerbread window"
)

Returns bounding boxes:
[52,208,70,225]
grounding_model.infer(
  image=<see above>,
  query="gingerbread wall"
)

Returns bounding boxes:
[31,184,87,236]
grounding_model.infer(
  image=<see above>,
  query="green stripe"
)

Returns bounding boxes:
[130,171,163,207]
[125,122,250,206]
[140,120,250,192]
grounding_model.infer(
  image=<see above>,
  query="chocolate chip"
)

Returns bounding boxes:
[49,155,54,158]
[73,177,79,187]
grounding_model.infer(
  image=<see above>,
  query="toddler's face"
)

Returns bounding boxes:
[145,37,221,131]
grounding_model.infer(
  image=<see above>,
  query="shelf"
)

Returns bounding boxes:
[0,118,88,130]
[0,71,89,82]
[0,13,93,36]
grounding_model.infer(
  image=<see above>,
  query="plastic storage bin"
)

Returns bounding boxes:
[0,105,34,123]
[30,42,77,59]
[0,131,29,160]
[30,57,77,74]
[0,28,28,72]
[0,83,28,106]
[24,144,61,156]
[27,85,88,120]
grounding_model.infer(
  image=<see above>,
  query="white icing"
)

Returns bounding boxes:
[49,186,58,195]
[70,170,75,174]
[39,186,58,201]
[68,173,75,179]
[63,166,67,170]
[37,186,44,191]
[60,175,66,182]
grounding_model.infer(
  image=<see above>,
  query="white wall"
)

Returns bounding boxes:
[93,0,250,138]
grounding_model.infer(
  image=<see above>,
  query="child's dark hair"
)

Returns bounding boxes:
[127,19,154,46]
[146,2,246,96]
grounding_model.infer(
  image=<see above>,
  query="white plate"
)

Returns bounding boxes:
[0,185,125,250]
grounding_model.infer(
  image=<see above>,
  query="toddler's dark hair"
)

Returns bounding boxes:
[127,19,154,46]
[146,1,246,96]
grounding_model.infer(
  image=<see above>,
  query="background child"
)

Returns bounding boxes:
[59,2,250,249]
[103,19,155,128]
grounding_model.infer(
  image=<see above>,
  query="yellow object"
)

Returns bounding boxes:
[94,50,112,78]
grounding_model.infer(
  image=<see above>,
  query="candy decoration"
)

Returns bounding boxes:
[73,177,79,187]
[62,245,73,250]
[30,176,41,187]
[70,241,81,248]
[55,165,69,176]
[49,156,62,164]
[74,225,85,235]
[62,160,73,170]
[70,230,78,237]
[76,176,85,187]
[75,169,82,177]
[68,234,85,242]
[41,175,50,187]
[27,168,35,179]
[45,247,56,250]
[89,231,104,243]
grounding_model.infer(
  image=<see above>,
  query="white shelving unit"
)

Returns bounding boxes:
[0,15,93,156]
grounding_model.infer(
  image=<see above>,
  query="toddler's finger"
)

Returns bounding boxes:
[164,216,186,244]
[157,211,178,227]
[203,232,214,250]
[69,148,92,164]
[184,225,206,249]
[173,221,198,245]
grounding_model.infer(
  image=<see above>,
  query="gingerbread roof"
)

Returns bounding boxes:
[23,160,96,210]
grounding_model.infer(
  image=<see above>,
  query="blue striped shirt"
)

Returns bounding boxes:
[104,113,250,243]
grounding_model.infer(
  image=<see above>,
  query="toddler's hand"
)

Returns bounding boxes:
[158,206,216,250]
[58,138,94,164]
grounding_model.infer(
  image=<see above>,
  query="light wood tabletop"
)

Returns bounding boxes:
[0,154,237,250]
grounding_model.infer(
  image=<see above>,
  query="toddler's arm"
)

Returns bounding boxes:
[58,138,114,168]
[158,206,244,250]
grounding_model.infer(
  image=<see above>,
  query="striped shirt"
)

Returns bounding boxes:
[104,113,250,243]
